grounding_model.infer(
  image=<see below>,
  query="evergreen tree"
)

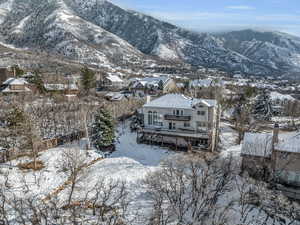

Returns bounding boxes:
[91,108,115,150]
[80,66,95,94]
[158,80,164,91]
[252,91,273,121]
[29,70,46,94]
[11,65,24,77]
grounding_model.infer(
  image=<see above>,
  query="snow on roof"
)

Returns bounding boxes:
[190,78,223,88]
[44,83,78,91]
[131,76,171,89]
[3,78,28,85]
[1,86,31,93]
[270,91,295,101]
[276,133,300,153]
[241,133,273,157]
[106,74,123,83]
[143,94,217,109]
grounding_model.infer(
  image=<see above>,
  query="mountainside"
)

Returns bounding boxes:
[0,0,144,67]
[1,0,300,76]
[218,29,300,73]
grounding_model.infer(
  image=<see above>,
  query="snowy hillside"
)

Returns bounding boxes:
[0,0,300,75]
[0,0,144,67]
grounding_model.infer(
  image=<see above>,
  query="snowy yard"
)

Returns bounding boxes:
[0,120,297,225]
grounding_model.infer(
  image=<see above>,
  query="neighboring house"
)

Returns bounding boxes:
[241,125,300,194]
[130,76,177,97]
[44,83,79,96]
[138,94,220,152]
[0,78,32,93]
[104,92,125,101]
[98,74,125,90]
[269,91,296,115]
[189,78,223,89]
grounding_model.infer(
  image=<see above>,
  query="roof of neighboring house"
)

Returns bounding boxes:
[106,75,123,83]
[131,76,170,88]
[270,91,295,101]
[276,133,300,153]
[190,78,223,88]
[44,83,79,91]
[3,78,28,85]
[143,94,217,109]
[1,86,31,93]
[241,132,273,157]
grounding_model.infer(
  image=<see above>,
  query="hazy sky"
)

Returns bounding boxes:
[112,0,300,36]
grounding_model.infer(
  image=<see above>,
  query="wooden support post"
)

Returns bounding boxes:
[175,137,178,151]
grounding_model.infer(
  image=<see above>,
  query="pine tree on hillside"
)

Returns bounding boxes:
[91,109,115,150]
[252,91,273,121]
[29,70,46,94]
[11,65,24,77]
[80,66,96,94]
[158,80,164,91]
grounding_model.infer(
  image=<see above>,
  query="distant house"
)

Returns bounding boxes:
[189,78,223,89]
[0,78,32,94]
[98,74,125,90]
[270,91,296,115]
[104,92,125,101]
[130,76,177,97]
[241,125,300,189]
[44,83,79,96]
[138,94,220,152]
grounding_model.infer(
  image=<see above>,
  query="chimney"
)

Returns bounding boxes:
[146,95,151,104]
[272,123,279,144]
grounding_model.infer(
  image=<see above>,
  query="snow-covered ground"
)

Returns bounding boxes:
[1,120,296,224]
[219,121,242,159]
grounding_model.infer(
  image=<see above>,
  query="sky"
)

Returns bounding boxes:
[112,0,300,36]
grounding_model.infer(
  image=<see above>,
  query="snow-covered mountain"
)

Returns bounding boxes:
[0,0,144,67]
[1,0,300,76]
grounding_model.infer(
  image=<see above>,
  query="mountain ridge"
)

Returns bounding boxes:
[0,0,300,76]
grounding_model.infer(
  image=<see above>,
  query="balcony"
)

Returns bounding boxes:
[164,114,191,121]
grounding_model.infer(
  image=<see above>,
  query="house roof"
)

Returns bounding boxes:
[241,132,273,157]
[3,78,28,85]
[1,86,31,93]
[131,76,170,88]
[143,94,217,109]
[270,91,295,101]
[275,133,300,153]
[106,75,123,83]
[190,78,223,88]
[44,83,79,91]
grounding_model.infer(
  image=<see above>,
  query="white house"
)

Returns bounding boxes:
[99,74,125,90]
[130,76,177,97]
[1,78,31,93]
[138,94,220,152]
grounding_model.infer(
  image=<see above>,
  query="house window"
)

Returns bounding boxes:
[181,110,184,116]
[184,122,190,127]
[148,111,153,125]
[197,122,207,127]
[197,111,206,116]
[153,111,158,125]
[199,139,208,145]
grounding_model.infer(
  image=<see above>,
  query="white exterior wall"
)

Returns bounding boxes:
[142,103,212,132]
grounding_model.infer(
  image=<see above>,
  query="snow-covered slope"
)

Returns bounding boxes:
[0,0,143,67]
[219,29,300,73]
[1,0,300,75]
